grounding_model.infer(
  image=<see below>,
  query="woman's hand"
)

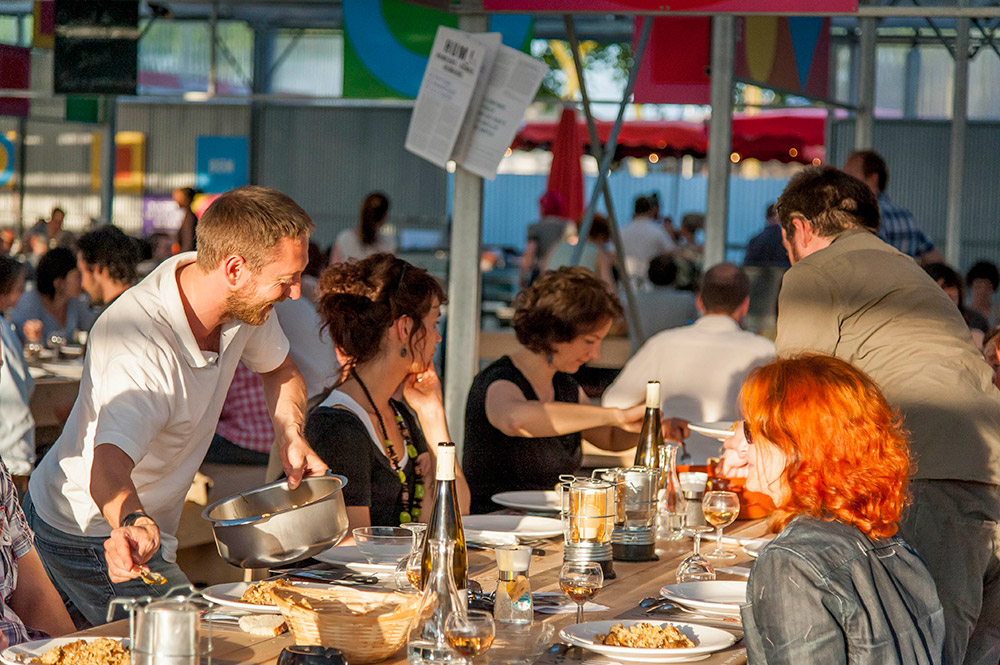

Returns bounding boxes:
[403,366,445,415]
[615,404,647,432]
[23,319,42,343]
[416,452,434,481]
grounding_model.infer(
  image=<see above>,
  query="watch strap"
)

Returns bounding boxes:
[120,510,155,528]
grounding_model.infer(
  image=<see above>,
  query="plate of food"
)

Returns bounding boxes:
[1,636,130,665]
[688,422,738,441]
[202,579,331,613]
[490,490,561,513]
[559,620,736,663]
[659,581,746,618]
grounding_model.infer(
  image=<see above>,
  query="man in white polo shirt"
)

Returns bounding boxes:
[24,186,327,627]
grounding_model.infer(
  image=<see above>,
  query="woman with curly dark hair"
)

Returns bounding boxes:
[309,253,469,536]
[726,354,944,665]
[463,267,673,513]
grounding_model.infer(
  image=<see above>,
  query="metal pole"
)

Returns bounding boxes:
[564,15,644,349]
[704,16,734,269]
[99,98,117,224]
[945,12,969,267]
[572,16,652,271]
[208,1,218,97]
[16,117,26,236]
[445,13,487,457]
[855,16,877,150]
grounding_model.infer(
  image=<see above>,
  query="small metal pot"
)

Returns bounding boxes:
[202,474,349,568]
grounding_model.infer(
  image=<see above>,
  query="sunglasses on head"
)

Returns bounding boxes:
[743,420,753,446]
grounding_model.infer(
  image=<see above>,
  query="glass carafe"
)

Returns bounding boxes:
[395,523,428,593]
[658,443,687,540]
[407,539,462,665]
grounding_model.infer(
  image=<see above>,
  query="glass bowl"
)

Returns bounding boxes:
[352,526,414,564]
[484,623,556,665]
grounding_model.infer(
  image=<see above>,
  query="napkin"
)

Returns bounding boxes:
[465,531,519,547]
[532,592,608,614]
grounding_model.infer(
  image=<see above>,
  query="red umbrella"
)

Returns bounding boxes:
[546,106,585,223]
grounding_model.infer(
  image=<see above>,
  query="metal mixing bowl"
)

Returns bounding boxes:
[202,474,349,568]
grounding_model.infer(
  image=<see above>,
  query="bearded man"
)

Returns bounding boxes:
[24,186,327,627]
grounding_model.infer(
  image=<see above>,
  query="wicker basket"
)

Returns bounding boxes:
[270,584,421,664]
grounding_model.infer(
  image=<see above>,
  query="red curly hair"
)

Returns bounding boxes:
[740,354,911,539]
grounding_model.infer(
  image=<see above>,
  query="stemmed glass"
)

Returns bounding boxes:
[702,490,740,560]
[444,610,495,664]
[559,561,604,624]
[675,526,716,582]
[393,523,427,593]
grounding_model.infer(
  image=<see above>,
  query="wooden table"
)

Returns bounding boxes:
[80,519,768,665]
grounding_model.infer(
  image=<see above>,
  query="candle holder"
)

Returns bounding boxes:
[598,467,660,562]
[561,477,616,579]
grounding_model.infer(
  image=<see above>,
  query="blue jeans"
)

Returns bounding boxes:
[23,493,190,628]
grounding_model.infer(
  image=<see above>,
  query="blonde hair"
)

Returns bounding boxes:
[196,186,314,272]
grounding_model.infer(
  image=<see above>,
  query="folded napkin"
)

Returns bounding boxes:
[466,531,519,547]
[532,592,608,615]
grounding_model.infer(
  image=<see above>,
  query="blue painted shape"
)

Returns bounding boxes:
[343,0,531,98]
[788,17,824,89]
[0,135,13,186]
[196,136,248,193]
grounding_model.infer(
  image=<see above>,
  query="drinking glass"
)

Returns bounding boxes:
[393,523,427,593]
[445,610,495,664]
[559,561,604,625]
[702,490,740,560]
[675,526,716,582]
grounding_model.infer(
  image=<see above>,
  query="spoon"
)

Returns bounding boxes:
[140,568,167,585]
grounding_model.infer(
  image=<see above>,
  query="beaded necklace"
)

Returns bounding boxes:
[351,367,424,523]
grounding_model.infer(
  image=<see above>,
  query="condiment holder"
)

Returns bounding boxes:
[107,586,213,665]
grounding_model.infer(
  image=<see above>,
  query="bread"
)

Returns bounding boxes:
[238,614,288,636]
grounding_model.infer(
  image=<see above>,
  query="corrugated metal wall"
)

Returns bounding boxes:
[255,105,448,249]
[115,102,250,234]
[471,171,789,263]
[829,119,1000,268]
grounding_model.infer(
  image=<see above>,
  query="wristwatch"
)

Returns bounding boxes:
[120,510,155,529]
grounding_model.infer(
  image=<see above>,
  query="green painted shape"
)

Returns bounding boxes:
[65,96,100,123]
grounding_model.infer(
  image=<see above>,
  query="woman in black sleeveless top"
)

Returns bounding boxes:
[463,267,648,514]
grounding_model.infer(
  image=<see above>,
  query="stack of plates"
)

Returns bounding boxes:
[659,581,746,619]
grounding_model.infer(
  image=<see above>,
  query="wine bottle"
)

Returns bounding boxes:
[421,442,468,589]
[633,381,663,469]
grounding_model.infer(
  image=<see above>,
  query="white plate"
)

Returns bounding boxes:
[462,514,563,540]
[559,620,736,663]
[39,361,83,380]
[688,422,737,440]
[742,540,766,558]
[1,637,129,665]
[491,490,561,513]
[660,581,747,617]
[202,581,335,613]
[313,546,399,574]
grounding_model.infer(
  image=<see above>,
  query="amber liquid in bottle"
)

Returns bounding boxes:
[634,381,663,469]
[420,442,468,589]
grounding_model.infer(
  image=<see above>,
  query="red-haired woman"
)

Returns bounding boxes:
[726,354,944,665]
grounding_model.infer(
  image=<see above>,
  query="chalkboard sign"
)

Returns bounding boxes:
[53,0,139,95]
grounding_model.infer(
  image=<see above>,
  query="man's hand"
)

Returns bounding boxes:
[23,319,42,343]
[104,520,160,583]
[279,429,328,489]
[718,423,750,479]
[663,418,690,442]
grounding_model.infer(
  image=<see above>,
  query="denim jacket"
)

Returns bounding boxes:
[741,516,945,665]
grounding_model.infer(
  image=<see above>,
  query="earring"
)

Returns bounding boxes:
[400,347,407,358]
[545,352,553,364]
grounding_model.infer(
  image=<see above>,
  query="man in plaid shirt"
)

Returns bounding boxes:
[844,149,944,264]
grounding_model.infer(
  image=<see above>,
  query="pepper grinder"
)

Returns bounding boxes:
[493,545,532,624]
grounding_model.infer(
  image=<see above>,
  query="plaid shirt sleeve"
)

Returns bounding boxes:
[215,363,274,453]
[0,461,31,645]
[878,194,935,258]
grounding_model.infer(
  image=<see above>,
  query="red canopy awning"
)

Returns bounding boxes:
[511,109,826,165]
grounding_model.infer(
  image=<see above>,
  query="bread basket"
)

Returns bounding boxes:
[270,584,421,664]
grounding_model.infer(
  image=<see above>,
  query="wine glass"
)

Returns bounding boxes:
[675,526,716,582]
[702,490,740,560]
[393,523,427,593]
[445,610,495,664]
[559,561,604,625]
